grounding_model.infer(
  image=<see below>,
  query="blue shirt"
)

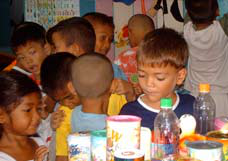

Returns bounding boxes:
[119,93,195,130]
[71,106,107,133]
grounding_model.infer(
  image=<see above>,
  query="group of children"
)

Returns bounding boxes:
[0,0,227,160]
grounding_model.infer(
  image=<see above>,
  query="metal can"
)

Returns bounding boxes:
[106,115,141,161]
[91,129,107,161]
[207,130,228,160]
[67,132,91,161]
[186,140,223,161]
[114,148,144,161]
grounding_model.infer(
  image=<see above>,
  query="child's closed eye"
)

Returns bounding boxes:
[138,74,145,78]
[156,77,165,81]
[23,108,32,112]
[99,35,106,41]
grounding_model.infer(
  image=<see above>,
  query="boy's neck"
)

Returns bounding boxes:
[141,92,177,110]
[194,22,213,30]
[81,94,109,114]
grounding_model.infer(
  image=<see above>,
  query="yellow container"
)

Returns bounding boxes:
[207,130,228,160]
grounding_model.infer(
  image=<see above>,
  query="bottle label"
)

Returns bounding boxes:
[151,142,176,159]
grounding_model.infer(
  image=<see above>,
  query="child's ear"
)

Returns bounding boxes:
[0,108,7,124]
[44,43,51,55]
[71,43,83,56]
[67,81,77,95]
[176,68,187,85]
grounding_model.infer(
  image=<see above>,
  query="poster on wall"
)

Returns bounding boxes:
[24,0,80,29]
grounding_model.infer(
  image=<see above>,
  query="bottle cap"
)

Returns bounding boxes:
[199,84,210,92]
[160,98,172,109]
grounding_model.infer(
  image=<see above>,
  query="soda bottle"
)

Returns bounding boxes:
[193,83,216,135]
[153,98,180,159]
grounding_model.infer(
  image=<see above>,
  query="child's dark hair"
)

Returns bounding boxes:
[185,0,218,24]
[46,17,96,53]
[83,12,115,29]
[40,52,77,98]
[11,21,46,52]
[137,28,188,69]
[0,70,41,109]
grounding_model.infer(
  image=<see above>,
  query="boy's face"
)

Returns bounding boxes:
[52,87,80,109]
[137,64,185,106]
[37,95,56,120]
[16,41,49,75]
[94,23,114,55]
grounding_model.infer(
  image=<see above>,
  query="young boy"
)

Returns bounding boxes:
[115,14,154,80]
[48,53,127,160]
[47,16,135,102]
[46,16,95,56]
[40,52,80,161]
[70,53,124,132]
[83,12,114,56]
[120,28,195,130]
[83,12,128,81]
[114,14,155,95]
[9,21,51,83]
[37,93,56,161]
[184,0,228,117]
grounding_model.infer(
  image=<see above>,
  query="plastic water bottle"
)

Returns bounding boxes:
[193,84,216,135]
[153,98,180,159]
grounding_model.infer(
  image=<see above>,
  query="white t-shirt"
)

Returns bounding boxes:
[0,137,45,161]
[184,19,228,116]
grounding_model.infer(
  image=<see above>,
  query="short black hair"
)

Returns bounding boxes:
[0,70,41,109]
[11,21,46,52]
[83,12,115,29]
[185,0,218,24]
[40,52,76,97]
[46,17,96,53]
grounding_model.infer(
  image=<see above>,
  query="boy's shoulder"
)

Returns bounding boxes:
[120,99,141,114]
[175,93,195,117]
[59,105,73,112]
[178,93,195,105]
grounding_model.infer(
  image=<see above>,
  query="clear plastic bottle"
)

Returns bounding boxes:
[193,83,216,135]
[153,98,180,159]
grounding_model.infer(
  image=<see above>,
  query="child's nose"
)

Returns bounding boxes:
[146,77,155,87]
[25,57,33,64]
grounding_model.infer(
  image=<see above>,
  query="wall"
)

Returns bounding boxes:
[0,0,11,53]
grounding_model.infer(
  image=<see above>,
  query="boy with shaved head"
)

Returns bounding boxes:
[115,14,155,95]
[70,53,127,132]
[128,14,155,48]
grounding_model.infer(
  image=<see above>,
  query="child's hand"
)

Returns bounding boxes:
[34,145,48,161]
[51,109,65,130]
[110,78,136,102]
